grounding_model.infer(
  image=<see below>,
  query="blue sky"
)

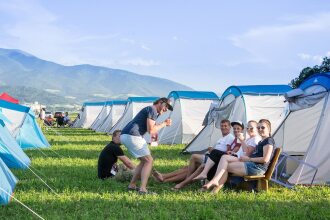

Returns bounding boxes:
[0,0,330,93]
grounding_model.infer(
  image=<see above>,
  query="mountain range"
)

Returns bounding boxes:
[0,48,192,105]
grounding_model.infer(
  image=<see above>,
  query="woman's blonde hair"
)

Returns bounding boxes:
[258,119,271,136]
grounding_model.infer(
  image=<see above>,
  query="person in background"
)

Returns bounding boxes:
[98,130,135,180]
[120,97,173,194]
[44,115,54,126]
[56,112,64,127]
[40,108,46,121]
[63,112,71,126]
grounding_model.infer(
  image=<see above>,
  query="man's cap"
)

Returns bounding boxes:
[231,120,244,129]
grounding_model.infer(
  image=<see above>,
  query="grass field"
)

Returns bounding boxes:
[1,128,330,220]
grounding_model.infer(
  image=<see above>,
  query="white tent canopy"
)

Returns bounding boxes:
[157,91,219,144]
[108,97,158,134]
[73,102,106,129]
[95,100,127,133]
[183,85,291,153]
[273,73,330,185]
[90,101,112,131]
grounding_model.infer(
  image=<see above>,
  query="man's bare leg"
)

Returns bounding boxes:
[153,166,188,182]
[163,171,187,183]
[173,164,204,190]
[186,154,203,177]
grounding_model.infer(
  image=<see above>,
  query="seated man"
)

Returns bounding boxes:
[98,130,135,180]
[56,113,65,127]
[63,112,71,126]
[154,119,237,190]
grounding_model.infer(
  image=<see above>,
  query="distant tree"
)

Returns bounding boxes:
[290,57,330,88]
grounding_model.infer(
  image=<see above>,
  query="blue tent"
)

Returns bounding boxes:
[0,100,50,149]
[0,157,17,205]
[0,119,31,169]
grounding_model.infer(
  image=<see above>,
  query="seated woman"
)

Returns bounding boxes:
[202,119,274,194]
[194,120,261,181]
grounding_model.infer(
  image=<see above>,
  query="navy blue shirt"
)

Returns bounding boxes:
[250,137,275,170]
[121,106,158,136]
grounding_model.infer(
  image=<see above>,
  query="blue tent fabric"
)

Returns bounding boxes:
[0,158,17,205]
[127,96,159,103]
[0,100,50,149]
[0,120,31,169]
[16,110,50,149]
[221,85,292,98]
[168,91,219,100]
[299,72,330,90]
[111,100,128,105]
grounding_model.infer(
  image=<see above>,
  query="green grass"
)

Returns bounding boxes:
[1,128,330,220]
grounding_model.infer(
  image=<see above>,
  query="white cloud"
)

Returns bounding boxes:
[141,44,151,51]
[297,53,323,63]
[172,36,179,41]
[121,38,136,45]
[229,12,330,65]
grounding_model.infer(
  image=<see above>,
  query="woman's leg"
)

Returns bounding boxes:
[139,155,154,192]
[193,158,215,180]
[203,155,241,189]
[211,171,228,194]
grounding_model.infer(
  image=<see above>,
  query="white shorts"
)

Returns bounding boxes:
[120,134,150,158]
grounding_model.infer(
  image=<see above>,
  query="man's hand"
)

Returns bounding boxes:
[207,147,213,152]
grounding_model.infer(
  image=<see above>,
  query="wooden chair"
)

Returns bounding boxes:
[244,148,282,192]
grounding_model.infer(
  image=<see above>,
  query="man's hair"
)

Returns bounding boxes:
[220,119,231,126]
[153,97,168,105]
[112,130,121,139]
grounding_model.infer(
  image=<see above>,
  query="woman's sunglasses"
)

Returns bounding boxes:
[257,126,266,130]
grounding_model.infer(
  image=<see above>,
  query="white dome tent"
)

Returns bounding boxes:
[95,100,128,133]
[156,91,219,144]
[73,102,105,129]
[90,101,113,131]
[183,85,291,153]
[272,73,330,185]
[108,97,159,134]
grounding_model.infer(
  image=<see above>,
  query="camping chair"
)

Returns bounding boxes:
[244,147,282,192]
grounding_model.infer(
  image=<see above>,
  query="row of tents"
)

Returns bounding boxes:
[0,94,50,205]
[73,72,330,186]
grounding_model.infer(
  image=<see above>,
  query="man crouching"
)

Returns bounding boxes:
[98,130,135,180]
